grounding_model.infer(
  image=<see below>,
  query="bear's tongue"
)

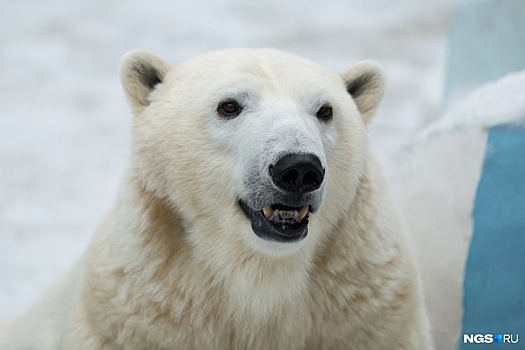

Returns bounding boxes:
[262,205,309,229]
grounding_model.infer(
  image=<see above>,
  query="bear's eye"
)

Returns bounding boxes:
[316,105,333,122]
[218,100,243,119]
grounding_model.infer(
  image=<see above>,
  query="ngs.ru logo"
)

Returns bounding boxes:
[463,333,519,344]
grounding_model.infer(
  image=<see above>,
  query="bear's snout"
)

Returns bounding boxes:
[269,153,324,194]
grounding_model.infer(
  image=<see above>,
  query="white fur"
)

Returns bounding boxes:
[2,48,432,349]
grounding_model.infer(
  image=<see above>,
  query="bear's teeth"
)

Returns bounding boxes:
[279,210,296,219]
[298,205,309,221]
[263,206,273,219]
[262,205,309,222]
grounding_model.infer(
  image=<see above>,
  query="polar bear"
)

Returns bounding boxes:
[2,48,432,349]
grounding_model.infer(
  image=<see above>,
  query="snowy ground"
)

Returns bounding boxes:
[0,0,455,331]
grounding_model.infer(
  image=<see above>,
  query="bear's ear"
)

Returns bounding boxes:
[341,60,385,124]
[120,49,171,116]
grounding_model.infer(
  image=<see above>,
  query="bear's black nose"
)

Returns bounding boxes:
[269,153,325,193]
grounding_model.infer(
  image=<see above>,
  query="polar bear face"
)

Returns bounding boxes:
[120,49,384,256]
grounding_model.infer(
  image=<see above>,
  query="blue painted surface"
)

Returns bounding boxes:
[445,1,525,348]
[459,121,525,349]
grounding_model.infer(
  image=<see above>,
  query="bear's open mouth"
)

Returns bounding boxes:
[238,200,310,243]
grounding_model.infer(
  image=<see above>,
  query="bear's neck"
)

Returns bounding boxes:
[94,162,400,344]
[111,171,188,266]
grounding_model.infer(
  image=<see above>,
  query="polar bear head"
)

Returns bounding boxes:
[120,49,384,257]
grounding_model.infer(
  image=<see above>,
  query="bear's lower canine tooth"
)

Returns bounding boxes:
[298,205,309,221]
[263,206,273,219]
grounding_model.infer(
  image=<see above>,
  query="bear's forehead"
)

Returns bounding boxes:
[175,49,342,95]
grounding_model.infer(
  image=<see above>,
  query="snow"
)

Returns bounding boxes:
[424,69,525,135]
[0,0,456,334]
